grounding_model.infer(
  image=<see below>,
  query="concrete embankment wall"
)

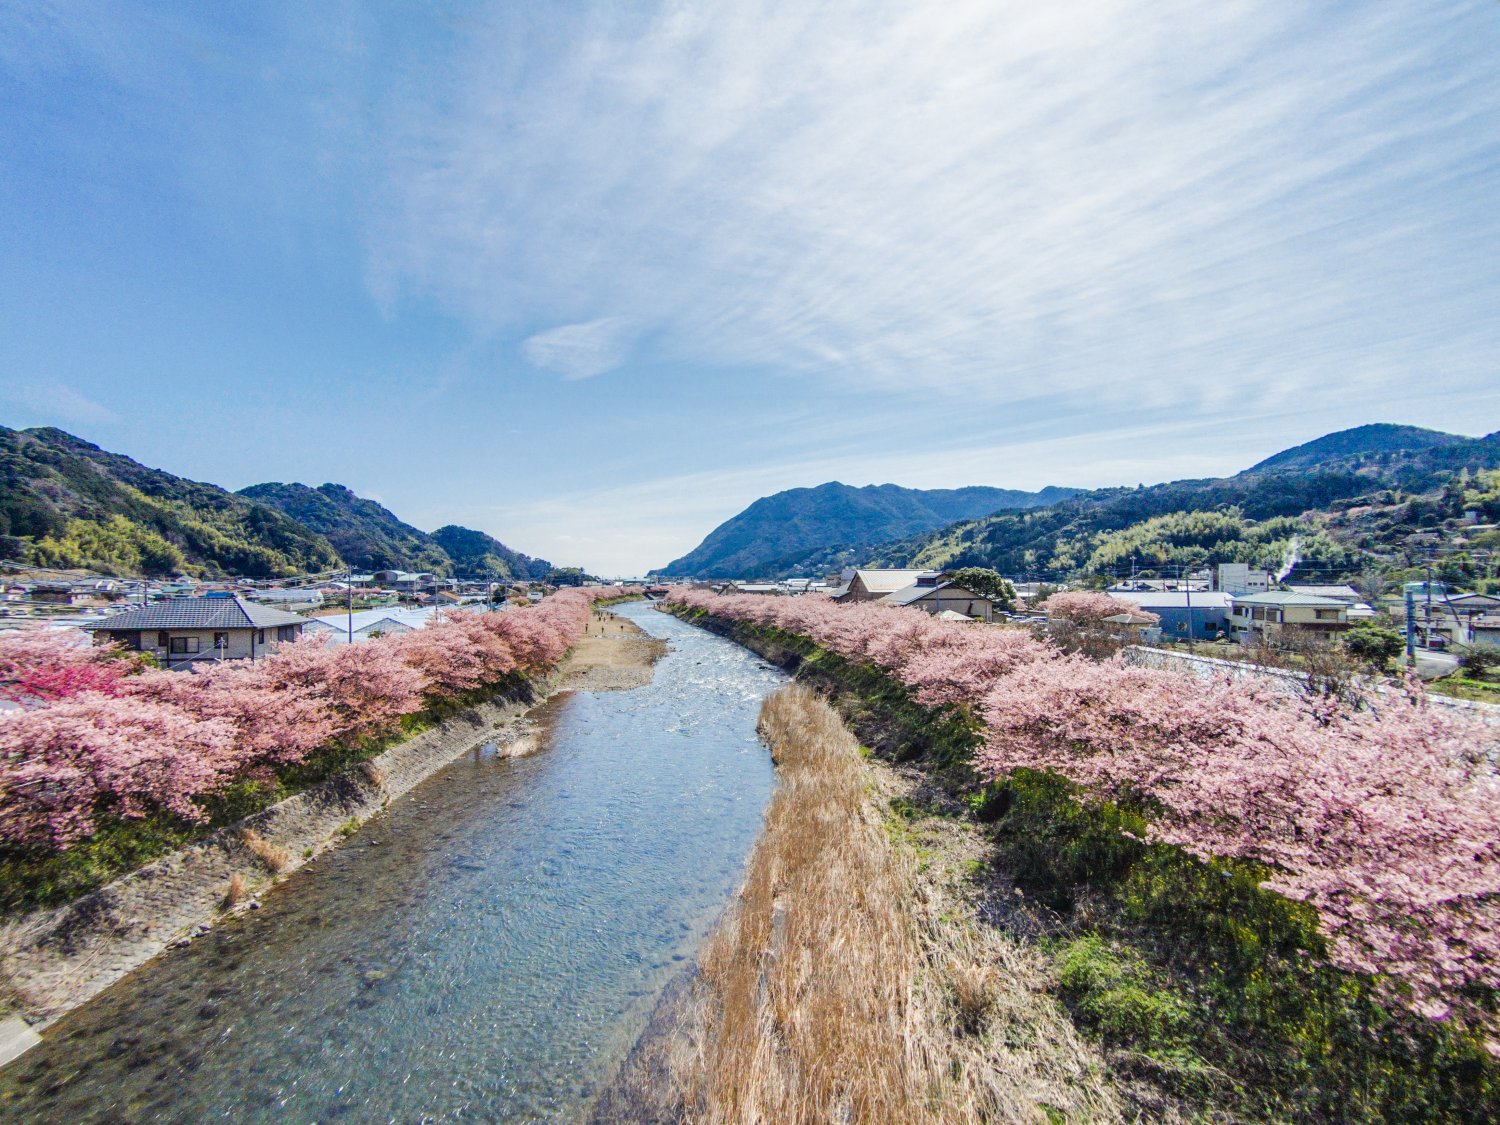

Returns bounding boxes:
[0,678,551,1029]
[1121,645,1500,724]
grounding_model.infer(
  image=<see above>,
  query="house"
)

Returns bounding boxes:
[30,584,92,606]
[1286,584,1362,603]
[1111,591,1233,641]
[1103,610,1162,644]
[85,595,306,669]
[1410,592,1500,649]
[830,570,934,603]
[1229,592,1350,644]
[1215,563,1272,595]
[879,578,995,622]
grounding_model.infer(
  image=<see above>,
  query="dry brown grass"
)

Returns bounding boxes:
[240,828,293,875]
[672,684,1121,1125]
[222,872,248,909]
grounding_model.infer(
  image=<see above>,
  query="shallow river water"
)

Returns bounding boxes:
[0,602,784,1123]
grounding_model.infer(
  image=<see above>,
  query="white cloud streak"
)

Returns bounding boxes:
[521,316,634,380]
[365,1,1500,417]
[4,381,118,428]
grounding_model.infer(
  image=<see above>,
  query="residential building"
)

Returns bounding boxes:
[1111,591,1232,641]
[85,595,306,669]
[1107,577,1213,594]
[1215,563,1273,595]
[830,569,933,602]
[1229,592,1350,643]
[879,579,995,622]
[1286,583,1362,603]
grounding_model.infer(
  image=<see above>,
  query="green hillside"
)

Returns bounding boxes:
[870,426,1500,585]
[430,524,552,581]
[0,427,342,578]
[238,482,453,575]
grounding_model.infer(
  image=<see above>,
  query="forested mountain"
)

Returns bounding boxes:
[0,427,342,578]
[870,426,1500,585]
[430,524,552,581]
[237,482,453,575]
[0,425,557,580]
[1246,423,1467,473]
[655,482,1079,578]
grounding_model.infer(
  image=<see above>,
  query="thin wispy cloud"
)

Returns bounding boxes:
[367,2,1499,418]
[4,382,118,428]
[522,316,634,380]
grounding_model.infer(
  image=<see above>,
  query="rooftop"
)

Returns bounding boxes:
[1229,592,1347,607]
[1111,591,1233,609]
[854,569,934,594]
[85,595,308,632]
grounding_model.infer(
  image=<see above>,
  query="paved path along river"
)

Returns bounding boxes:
[0,602,785,1122]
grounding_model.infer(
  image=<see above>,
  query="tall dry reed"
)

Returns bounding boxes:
[675,684,1120,1124]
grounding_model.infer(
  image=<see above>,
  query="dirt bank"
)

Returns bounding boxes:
[601,684,1120,1125]
[563,608,670,692]
[0,609,665,1034]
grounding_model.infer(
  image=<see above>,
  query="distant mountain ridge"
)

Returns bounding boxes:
[237,482,453,575]
[0,426,342,578]
[430,524,552,582]
[1246,423,1467,473]
[238,483,551,580]
[868,424,1500,580]
[0,425,554,579]
[654,482,1080,578]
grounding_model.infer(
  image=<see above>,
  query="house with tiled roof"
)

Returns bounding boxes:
[878,577,996,622]
[1229,591,1350,644]
[85,595,306,669]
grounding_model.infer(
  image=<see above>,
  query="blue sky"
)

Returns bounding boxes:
[2,2,1498,575]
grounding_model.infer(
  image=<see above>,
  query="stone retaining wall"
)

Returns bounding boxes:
[0,678,551,1029]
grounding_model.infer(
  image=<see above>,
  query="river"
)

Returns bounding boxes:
[0,602,784,1122]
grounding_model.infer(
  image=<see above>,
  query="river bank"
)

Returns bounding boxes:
[0,609,664,1036]
[0,602,786,1122]
[607,683,1121,1124]
[653,602,1500,1122]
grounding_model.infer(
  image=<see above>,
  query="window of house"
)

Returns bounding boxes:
[213,632,229,649]
[157,630,170,647]
[277,625,296,641]
[169,636,201,654]
[256,630,265,644]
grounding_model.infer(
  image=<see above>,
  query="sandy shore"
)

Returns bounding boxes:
[561,607,670,692]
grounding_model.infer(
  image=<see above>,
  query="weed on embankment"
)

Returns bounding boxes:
[671,606,1500,1123]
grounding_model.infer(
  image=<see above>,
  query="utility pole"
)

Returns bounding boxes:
[347,568,354,644]
[1425,563,1434,654]
[1183,563,1194,653]
[1405,586,1416,665]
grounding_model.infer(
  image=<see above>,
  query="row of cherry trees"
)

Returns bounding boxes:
[0,589,623,851]
[666,587,1500,1035]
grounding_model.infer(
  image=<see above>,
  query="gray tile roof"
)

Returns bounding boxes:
[85,595,307,632]
[880,581,985,606]
[1229,592,1346,607]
